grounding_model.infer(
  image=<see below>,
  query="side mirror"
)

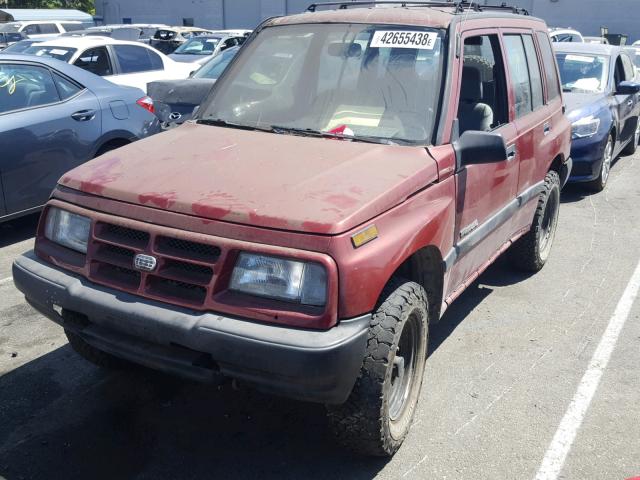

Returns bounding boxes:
[453,130,507,169]
[616,81,640,95]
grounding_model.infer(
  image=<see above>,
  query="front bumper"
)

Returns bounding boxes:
[568,136,607,183]
[13,252,369,404]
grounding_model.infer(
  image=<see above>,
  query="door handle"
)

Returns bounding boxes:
[543,122,551,136]
[627,99,634,107]
[71,109,96,122]
[506,144,517,161]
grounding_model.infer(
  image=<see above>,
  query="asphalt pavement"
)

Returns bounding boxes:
[1,152,639,480]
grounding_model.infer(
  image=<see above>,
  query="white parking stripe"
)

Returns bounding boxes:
[0,276,12,286]
[535,259,640,480]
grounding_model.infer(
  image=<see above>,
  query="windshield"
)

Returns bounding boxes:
[24,45,77,62]
[0,23,20,33]
[556,53,609,93]
[199,24,445,145]
[194,47,238,79]
[174,36,220,55]
[2,40,35,53]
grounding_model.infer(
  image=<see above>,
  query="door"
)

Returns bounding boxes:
[614,53,637,147]
[109,44,166,91]
[448,31,520,291]
[0,62,101,215]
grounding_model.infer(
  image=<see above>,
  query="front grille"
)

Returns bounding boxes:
[87,220,220,309]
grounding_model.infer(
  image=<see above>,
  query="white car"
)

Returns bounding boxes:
[23,37,198,92]
[549,28,584,43]
[0,20,84,38]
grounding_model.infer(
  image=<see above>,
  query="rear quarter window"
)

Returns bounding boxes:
[114,45,163,73]
[536,32,561,101]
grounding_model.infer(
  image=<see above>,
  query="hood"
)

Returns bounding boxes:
[147,79,216,123]
[59,123,438,235]
[564,92,608,122]
[169,53,211,65]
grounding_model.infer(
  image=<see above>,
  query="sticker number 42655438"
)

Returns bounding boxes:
[371,30,438,50]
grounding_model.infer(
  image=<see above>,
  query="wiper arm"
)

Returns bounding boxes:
[197,118,274,133]
[270,126,395,145]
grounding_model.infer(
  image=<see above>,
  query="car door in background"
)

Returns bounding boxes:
[0,62,101,216]
[614,52,639,148]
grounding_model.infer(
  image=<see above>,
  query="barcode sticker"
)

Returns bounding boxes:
[371,31,438,50]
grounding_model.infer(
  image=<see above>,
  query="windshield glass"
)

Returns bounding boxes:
[24,45,77,62]
[194,46,237,79]
[199,24,445,145]
[0,23,20,33]
[174,37,220,55]
[556,53,609,93]
[2,40,36,53]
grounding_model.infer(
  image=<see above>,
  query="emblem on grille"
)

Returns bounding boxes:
[134,254,157,272]
[169,112,182,121]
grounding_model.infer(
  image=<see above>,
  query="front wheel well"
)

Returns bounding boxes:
[388,245,444,323]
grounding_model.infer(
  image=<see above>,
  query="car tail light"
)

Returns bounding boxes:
[136,96,155,114]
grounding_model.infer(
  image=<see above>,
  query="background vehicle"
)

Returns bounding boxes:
[0,37,56,53]
[150,27,213,54]
[89,24,169,44]
[12,3,570,458]
[549,27,584,43]
[149,46,239,126]
[23,37,198,92]
[0,20,84,38]
[169,33,246,65]
[555,42,640,191]
[0,31,25,50]
[61,27,145,42]
[584,36,609,45]
[0,54,160,222]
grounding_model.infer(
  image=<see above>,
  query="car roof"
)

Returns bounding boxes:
[12,20,82,24]
[26,36,158,49]
[554,42,621,56]
[0,53,132,90]
[267,4,541,30]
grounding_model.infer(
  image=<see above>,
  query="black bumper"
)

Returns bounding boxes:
[13,252,370,404]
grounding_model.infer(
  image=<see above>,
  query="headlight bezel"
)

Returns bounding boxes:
[44,207,91,254]
[571,115,601,139]
[229,252,328,307]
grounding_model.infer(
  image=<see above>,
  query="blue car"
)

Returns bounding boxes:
[0,54,161,222]
[555,43,640,191]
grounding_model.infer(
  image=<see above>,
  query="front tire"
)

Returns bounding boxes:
[509,170,561,272]
[587,134,613,192]
[327,278,429,457]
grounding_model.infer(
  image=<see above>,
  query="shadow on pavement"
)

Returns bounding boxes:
[0,213,39,248]
[0,344,387,480]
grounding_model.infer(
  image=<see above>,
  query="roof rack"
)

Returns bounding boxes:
[306,1,529,15]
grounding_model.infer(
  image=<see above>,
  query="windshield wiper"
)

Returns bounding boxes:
[270,126,395,145]
[197,118,275,133]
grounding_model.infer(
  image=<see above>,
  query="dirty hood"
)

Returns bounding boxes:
[60,123,438,234]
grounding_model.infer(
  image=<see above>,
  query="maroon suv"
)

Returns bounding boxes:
[13,1,571,456]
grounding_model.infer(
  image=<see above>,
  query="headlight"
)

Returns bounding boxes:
[572,116,600,139]
[44,208,91,253]
[230,253,327,306]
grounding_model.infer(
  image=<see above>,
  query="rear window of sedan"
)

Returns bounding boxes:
[25,45,77,62]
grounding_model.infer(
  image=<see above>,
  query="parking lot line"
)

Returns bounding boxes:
[0,276,12,286]
[534,259,640,480]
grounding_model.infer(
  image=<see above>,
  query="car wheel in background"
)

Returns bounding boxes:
[587,134,613,192]
[509,170,561,272]
[622,118,640,156]
[327,278,429,457]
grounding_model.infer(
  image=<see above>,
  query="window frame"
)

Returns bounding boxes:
[0,61,67,115]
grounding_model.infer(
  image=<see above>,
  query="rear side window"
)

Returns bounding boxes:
[52,72,82,100]
[114,45,162,73]
[522,35,544,111]
[62,23,83,32]
[38,24,59,34]
[75,47,113,76]
[0,63,60,114]
[504,35,532,118]
[536,32,561,101]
